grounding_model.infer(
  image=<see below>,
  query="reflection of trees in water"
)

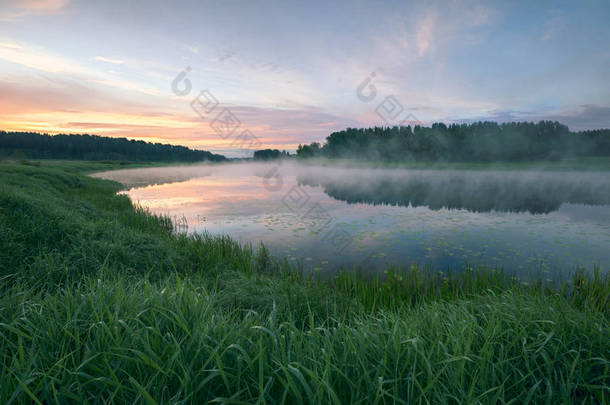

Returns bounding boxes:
[93,169,209,189]
[298,171,610,214]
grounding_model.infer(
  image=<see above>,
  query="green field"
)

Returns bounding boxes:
[0,160,608,404]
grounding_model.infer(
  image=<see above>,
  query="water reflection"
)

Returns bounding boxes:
[93,162,610,275]
[91,165,212,188]
[297,169,610,214]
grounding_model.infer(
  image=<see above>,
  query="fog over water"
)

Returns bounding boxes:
[93,162,610,277]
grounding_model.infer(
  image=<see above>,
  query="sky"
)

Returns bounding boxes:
[1,0,609,156]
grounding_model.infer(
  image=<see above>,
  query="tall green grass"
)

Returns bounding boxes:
[330,266,609,314]
[0,161,608,404]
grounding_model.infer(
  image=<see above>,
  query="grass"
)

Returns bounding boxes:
[0,158,204,174]
[0,160,608,404]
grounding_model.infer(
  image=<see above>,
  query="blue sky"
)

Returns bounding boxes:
[1,0,609,155]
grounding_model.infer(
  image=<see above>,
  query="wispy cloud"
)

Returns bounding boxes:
[94,56,124,65]
[0,40,87,74]
[0,41,23,50]
[0,40,163,97]
[416,10,436,56]
[182,44,199,54]
[0,70,358,152]
[18,0,69,11]
[540,9,564,41]
[0,0,69,21]
[89,78,159,96]
[546,104,610,131]
[455,104,610,131]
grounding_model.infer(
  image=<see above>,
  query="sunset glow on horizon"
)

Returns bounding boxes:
[1,0,609,156]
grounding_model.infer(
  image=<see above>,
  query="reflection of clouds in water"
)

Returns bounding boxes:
[92,162,610,275]
[91,164,216,188]
[93,160,610,215]
[553,203,610,225]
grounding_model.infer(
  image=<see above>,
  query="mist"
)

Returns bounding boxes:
[295,122,610,163]
[295,165,610,214]
[95,161,610,214]
[93,160,610,275]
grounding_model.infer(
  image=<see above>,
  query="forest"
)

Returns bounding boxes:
[296,121,610,162]
[0,131,226,162]
[253,149,291,160]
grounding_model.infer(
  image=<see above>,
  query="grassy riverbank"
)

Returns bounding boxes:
[0,160,608,404]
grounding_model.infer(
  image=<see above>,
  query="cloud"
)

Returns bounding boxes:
[0,71,359,152]
[212,49,234,63]
[18,0,69,11]
[416,11,436,56]
[318,121,339,127]
[455,105,610,131]
[540,9,565,41]
[0,40,89,74]
[182,44,199,54]
[0,73,178,118]
[89,79,159,96]
[0,40,163,97]
[94,56,124,65]
[547,105,610,131]
[0,0,69,20]
[0,41,23,50]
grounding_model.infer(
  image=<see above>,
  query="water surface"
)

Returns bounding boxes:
[93,162,610,277]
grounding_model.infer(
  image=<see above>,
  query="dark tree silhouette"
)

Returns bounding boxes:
[296,121,610,162]
[253,149,291,160]
[0,132,226,162]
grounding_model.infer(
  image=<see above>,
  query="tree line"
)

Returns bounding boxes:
[296,121,610,162]
[0,131,226,162]
[253,149,292,160]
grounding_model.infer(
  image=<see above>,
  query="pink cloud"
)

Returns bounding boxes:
[18,0,69,11]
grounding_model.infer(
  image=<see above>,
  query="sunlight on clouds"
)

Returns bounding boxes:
[416,11,436,56]
[89,79,160,96]
[0,0,69,20]
[0,40,87,74]
[94,56,124,65]
[0,111,199,134]
[0,40,163,97]
[0,0,608,150]
[0,42,23,50]
[18,0,69,11]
